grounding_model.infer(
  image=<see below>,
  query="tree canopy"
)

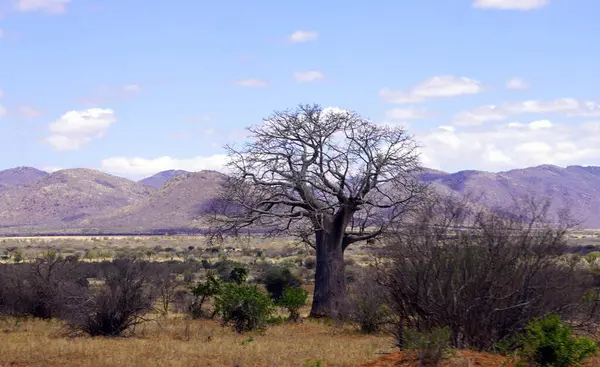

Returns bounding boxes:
[210,103,427,247]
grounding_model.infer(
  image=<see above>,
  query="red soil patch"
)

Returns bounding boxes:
[359,350,516,367]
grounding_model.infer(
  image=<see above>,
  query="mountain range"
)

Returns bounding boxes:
[0,164,599,235]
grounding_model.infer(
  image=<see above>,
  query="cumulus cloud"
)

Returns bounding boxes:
[380,76,484,104]
[100,155,229,177]
[454,98,600,126]
[472,0,549,10]
[385,107,432,120]
[417,119,600,172]
[288,30,318,43]
[294,70,324,83]
[15,0,72,13]
[506,78,530,90]
[234,78,268,87]
[44,108,116,151]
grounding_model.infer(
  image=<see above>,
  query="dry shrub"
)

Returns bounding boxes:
[0,251,85,319]
[347,268,389,334]
[379,195,600,350]
[62,258,157,337]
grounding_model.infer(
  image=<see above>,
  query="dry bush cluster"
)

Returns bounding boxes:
[374,196,600,353]
[0,251,313,337]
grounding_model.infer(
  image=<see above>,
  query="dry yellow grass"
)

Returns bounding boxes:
[0,317,394,367]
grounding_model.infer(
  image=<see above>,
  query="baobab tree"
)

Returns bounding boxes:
[208,104,427,318]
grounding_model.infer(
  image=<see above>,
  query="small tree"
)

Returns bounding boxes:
[279,287,309,322]
[188,272,222,318]
[262,265,302,301]
[208,104,426,319]
[215,283,275,333]
[156,272,180,316]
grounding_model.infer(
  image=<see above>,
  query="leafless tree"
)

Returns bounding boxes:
[378,194,599,350]
[156,271,180,316]
[208,104,427,318]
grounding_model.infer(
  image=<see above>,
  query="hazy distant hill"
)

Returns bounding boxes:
[138,170,190,188]
[2,164,600,234]
[88,170,226,232]
[424,165,600,228]
[0,167,48,192]
[0,168,152,231]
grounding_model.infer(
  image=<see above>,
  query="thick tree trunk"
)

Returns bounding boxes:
[309,229,347,319]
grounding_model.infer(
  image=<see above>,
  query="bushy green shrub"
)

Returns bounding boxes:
[215,283,275,333]
[517,314,597,367]
[262,265,302,301]
[403,326,452,366]
[278,286,308,322]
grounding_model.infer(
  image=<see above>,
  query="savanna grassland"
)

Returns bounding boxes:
[2,229,600,367]
[0,235,390,367]
[0,317,393,367]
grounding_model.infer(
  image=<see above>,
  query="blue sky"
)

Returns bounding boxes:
[1,0,600,178]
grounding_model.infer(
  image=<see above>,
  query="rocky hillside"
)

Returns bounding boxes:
[1,164,600,234]
[138,170,190,188]
[0,167,48,192]
[87,170,226,232]
[0,168,152,231]
[423,165,600,227]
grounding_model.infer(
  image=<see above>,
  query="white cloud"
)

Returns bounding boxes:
[453,105,507,126]
[289,30,318,43]
[528,119,553,130]
[100,155,229,178]
[380,75,484,103]
[473,0,549,10]
[121,84,142,94]
[16,105,43,118]
[15,0,72,13]
[417,119,600,172]
[385,107,432,120]
[79,84,143,106]
[504,98,600,117]
[294,70,324,83]
[44,108,116,151]
[234,78,268,87]
[454,98,600,126]
[506,78,530,90]
[41,166,62,173]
